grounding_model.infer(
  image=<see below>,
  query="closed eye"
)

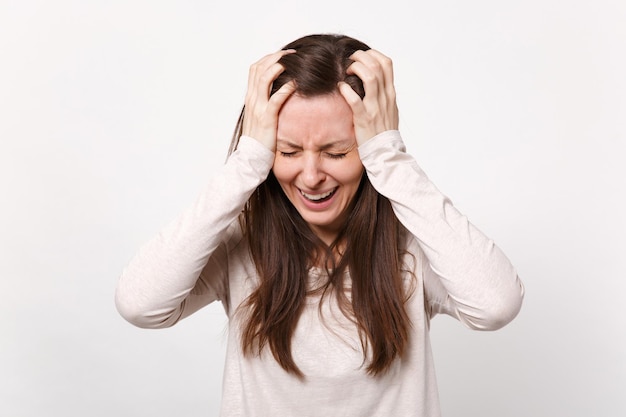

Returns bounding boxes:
[279,151,298,157]
[325,152,347,159]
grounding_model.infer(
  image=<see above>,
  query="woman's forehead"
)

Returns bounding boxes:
[277,93,355,143]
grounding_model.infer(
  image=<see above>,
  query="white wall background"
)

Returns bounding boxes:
[1,1,624,416]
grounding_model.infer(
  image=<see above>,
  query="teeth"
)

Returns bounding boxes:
[300,188,335,201]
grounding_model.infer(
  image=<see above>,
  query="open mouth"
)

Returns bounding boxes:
[299,187,338,203]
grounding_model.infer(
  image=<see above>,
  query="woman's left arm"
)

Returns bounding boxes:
[340,50,524,330]
[359,131,524,330]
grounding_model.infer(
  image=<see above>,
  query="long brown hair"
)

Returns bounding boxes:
[229,34,412,378]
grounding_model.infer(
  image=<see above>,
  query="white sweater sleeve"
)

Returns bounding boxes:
[358,130,524,330]
[115,136,274,328]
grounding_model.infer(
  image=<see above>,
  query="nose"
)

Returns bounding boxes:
[301,153,326,188]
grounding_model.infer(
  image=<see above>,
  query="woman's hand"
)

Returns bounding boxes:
[338,49,399,146]
[242,50,297,151]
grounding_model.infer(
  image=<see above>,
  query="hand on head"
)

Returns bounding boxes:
[242,46,399,151]
[339,50,399,146]
[242,49,297,151]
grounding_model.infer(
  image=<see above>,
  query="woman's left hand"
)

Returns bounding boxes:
[338,49,399,146]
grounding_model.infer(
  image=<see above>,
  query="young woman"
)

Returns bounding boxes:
[116,33,524,416]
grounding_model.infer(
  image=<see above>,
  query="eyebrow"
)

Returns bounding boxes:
[276,139,354,151]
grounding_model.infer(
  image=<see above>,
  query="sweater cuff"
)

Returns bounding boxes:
[236,135,275,170]
[357,130,405,160]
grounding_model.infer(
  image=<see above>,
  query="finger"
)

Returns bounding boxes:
[246,49,295,100]
[251,49,296,70]
[255,61,289,101]
[338,81,366,117]
[348,50,394,98]
[362,49,395,86]
[268,80,296,113]
[346,60,381,99]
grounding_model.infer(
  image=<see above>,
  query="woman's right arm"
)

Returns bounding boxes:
[115,50,296,329]
[114,137,274,328]
[116,50,296,329]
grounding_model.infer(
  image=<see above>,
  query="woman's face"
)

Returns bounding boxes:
[273,93,364,245]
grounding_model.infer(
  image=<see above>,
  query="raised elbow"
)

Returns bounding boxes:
[114,286,180,329]
[466,277,525,331]
[479,296,523,330]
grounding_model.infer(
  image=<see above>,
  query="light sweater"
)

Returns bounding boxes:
[115,130,524,417]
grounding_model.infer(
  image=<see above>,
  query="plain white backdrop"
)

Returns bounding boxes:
[1,1,624,416]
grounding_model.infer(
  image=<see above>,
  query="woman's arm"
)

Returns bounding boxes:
[359,130,524,330]
[115,50,296,329]
[115,137,274,328]
[341,49,523,330]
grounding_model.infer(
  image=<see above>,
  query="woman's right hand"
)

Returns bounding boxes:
[242,49,296,151]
